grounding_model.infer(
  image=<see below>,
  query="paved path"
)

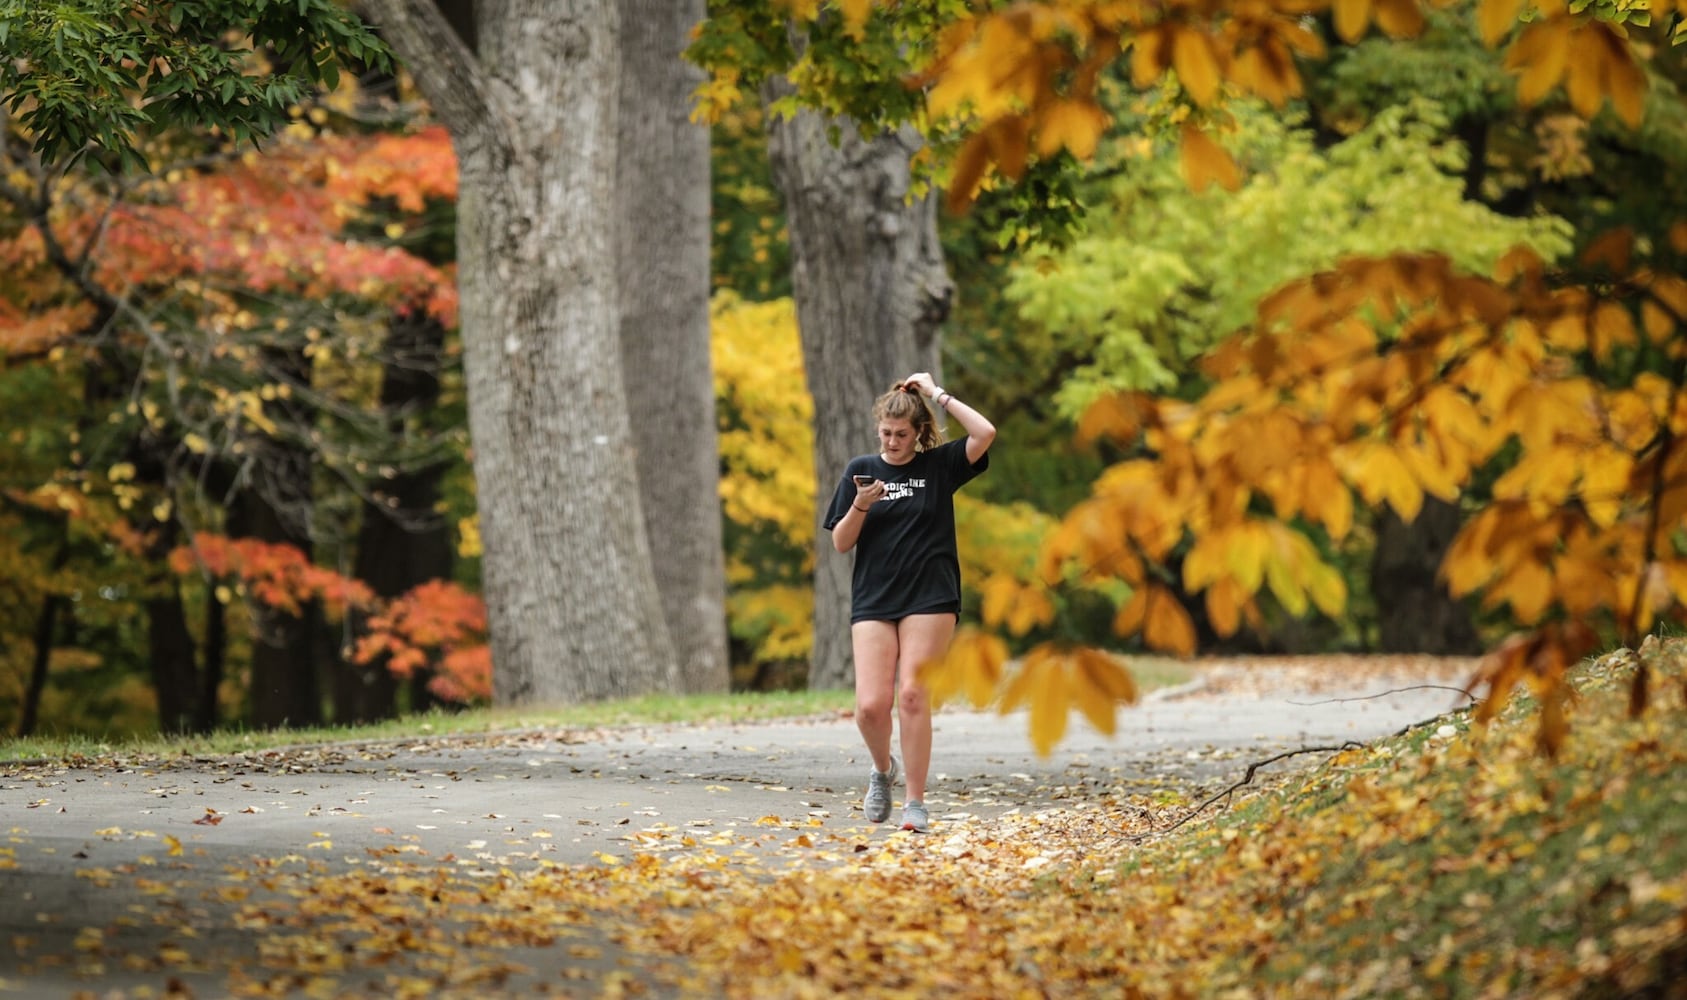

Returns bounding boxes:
[0,662,1472,997]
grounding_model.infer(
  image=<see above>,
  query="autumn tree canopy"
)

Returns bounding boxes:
[703,0,1687,754]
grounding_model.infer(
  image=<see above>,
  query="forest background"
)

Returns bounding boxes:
[1,0,1684,750]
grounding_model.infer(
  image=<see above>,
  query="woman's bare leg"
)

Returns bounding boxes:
[851,620,900,773]
[894,613,956,803]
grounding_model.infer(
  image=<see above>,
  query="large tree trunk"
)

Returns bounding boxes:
[1371,498,1482,654]
[616,0,728,694]
[359,0,679,703]
[337,308,455,722]
[764,98,954,691]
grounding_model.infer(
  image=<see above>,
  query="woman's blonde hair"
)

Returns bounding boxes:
[873,381,943,452]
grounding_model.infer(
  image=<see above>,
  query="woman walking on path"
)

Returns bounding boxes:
[823,372,996,833]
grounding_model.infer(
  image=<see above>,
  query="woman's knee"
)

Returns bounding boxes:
[896,681,928,717]
[856,694,895,726]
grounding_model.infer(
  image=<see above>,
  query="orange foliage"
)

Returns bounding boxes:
[0,125,461,359]
[982,241,1684,752]
[171,534,490,703]
[887,0,1655,211]
[351,579,490,703]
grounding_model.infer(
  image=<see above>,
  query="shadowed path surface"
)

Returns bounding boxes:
[0,658,1472,997]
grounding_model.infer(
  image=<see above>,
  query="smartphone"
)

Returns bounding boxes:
[853,474,875,487]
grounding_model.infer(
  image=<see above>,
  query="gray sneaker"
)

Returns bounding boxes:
[900,800,930,833]
[864,756,899,823]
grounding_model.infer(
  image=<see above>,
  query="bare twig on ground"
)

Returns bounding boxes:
[1126,741,1365,845]
[1285,684,1477,707]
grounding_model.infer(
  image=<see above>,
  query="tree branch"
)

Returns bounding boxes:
[1130,741,1365,842]
[353,0,500,141]
[1286,684,1477,707]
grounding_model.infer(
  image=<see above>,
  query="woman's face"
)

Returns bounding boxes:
[878,418,916,463]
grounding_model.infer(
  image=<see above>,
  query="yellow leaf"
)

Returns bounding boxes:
[183,433,209,455]
[1333,0,1372,43]
[1642,301,1676,344]
[980,573,1020,629]
[1374,0,1425,37]
[1497,559,1554,624]
[1130,27,1170,89]
[998,646,1068,756]
[1341,442,1423,522]
[1563,31,1607,119]
[1071,647,1137,736]
[1171,27,1223,105]
[1205,577,1243,637]
[1478,0,1525,45]
[1076,392,1153,448]
[1307,562,1347,618]
[1035,99,1108,160]
[1603,36,1647,128]
[1007,584,1056,637]
[1025,653,1068,756]
[1143,586,1196,656]
[1179,123,1242,193]
[1113,585,1148,637]
[1578,448,1633,528]
[1508,20,1571,108]
[837,0,872,39]
[946,131,993,214]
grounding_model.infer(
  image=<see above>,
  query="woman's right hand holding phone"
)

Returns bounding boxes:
[852,474,883,509]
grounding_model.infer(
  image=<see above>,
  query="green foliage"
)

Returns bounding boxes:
[1313,4,1519,127]
[1009,99,1576,421]
[0,0,388,170]
[709,102,792,301]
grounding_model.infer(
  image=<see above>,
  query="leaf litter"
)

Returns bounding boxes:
[3,649,1684,998]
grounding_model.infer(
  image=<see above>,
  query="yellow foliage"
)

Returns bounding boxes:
[994,643,1140,754]
[726,585,813,664]
[711,293,814,549]
[909,0,1651,209]
[921,625,1007,709]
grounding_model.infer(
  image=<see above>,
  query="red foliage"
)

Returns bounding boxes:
[171,534,490,703]
[0,124,462,353]
[352,579,491,702]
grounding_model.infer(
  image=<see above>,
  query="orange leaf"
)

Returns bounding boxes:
[1143,586,1196,656]
[1035,99,1108,160]
[1171,27,1224,105]
[1508,19,1571,108]
[946,132,993,214]
[1477,0,1525,45]
[1373,0,1425,37]
[1179,123,1242,193]
[1333,0,1372,43]
[837,0,872,39]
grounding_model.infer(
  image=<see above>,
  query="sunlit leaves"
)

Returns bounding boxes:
[1178,122,1242,192]
[168,533,492,703]
[922,625,1007,709]
[925,633,1138,755]
[897,0,1654,209]
[711,292,817,666]
[1465,622,1598,756]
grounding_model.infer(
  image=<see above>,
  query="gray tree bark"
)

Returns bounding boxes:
[358,0,678,703]
[764,99,954,691]
[616,0,729,694]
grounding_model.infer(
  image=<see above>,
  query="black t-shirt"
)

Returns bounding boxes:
[823,438,989,623]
